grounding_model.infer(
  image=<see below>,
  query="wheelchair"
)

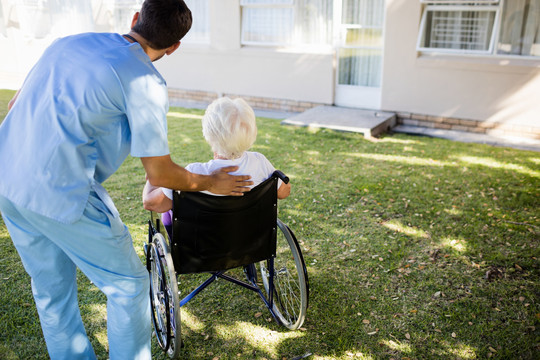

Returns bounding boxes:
[144,171,309,358]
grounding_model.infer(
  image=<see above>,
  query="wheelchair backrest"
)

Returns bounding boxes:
[170,174,279,274]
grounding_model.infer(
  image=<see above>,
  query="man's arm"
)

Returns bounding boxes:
[141,155,253,196]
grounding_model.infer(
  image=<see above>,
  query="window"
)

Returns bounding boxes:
[419,0,498,3]
[417,0,540,57]
[241,0,294,45]
[337,0,385,88]
[6,0,206,42]
[108,0,144,34]
[240,0,332,47]
[183,0,209,43]
[14,0,97,38]
[0,3,6,37]
[498,0,540,56]
[418,6,498,54]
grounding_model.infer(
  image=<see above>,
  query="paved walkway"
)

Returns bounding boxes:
[392,125,540,152]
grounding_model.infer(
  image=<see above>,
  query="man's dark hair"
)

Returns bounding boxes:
[132,0,192,50]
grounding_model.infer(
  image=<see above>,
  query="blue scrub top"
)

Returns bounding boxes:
[0,33,170,223]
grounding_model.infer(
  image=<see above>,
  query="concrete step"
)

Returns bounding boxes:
[281,105,396,138]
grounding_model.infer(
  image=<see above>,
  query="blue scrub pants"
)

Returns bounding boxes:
[0,192,151,360]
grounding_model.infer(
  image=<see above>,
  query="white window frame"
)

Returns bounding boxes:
[417,3,501,55]
[240,0,294,47]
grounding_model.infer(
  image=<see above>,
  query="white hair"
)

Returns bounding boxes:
[202,97,257,159]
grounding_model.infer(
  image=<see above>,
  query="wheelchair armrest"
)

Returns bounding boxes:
[273,170,289,184]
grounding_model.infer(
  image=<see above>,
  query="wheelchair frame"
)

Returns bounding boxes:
[144,171,309,359]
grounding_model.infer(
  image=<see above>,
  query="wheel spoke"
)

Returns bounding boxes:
[260,220,308,329]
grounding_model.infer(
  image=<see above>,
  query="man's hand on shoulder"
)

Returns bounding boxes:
[208,166,253,196]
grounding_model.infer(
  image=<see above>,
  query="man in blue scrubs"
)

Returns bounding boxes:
[0,1,252,359]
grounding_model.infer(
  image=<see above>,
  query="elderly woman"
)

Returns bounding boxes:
[143,97,291,213]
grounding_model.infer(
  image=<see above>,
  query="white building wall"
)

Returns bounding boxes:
[155,0,334,105]
[156,46,334,104]
[382,0,540,133]
[0,0,538,136]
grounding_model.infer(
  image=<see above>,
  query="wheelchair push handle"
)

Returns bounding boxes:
[273,170,289,184]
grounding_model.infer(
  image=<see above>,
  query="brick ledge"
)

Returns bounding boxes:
[397,113,539,140]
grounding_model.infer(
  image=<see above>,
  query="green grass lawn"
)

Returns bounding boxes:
[0,89,538,359]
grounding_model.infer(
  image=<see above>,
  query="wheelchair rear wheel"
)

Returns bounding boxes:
[260,219,308,330]
[148,233,182,359]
